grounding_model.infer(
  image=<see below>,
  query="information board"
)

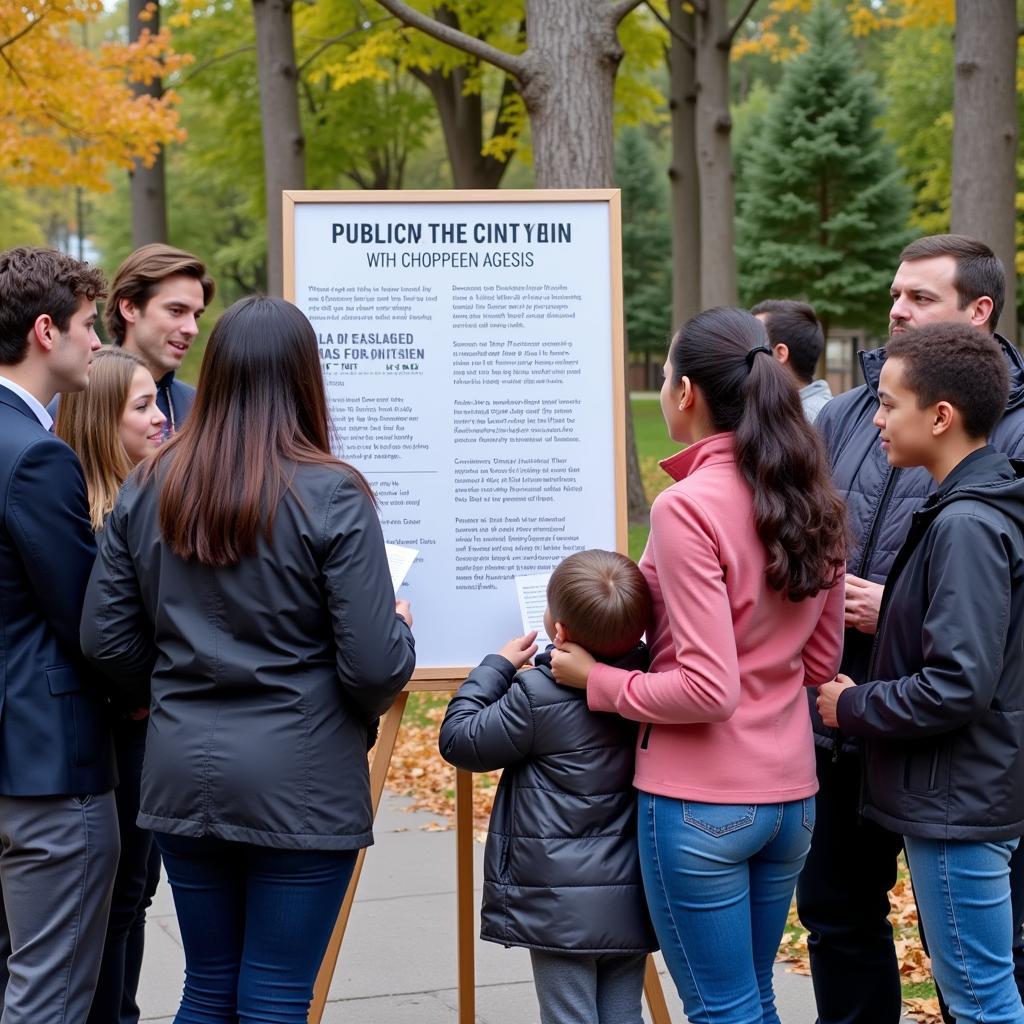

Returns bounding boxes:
[284,189,626,675]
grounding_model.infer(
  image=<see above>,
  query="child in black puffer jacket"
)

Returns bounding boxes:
[439,549,657,1024]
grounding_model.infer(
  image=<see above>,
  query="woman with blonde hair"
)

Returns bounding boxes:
[55,345,165,1024]
[56,346,166,528]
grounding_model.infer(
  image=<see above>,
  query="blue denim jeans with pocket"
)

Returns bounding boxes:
[155,833,358,1024]
[905,835,1024,1024]
[637,793,815,1024]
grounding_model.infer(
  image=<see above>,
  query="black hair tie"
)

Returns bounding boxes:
[745,344,773,369]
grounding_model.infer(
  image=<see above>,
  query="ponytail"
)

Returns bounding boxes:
[669,308,846,600]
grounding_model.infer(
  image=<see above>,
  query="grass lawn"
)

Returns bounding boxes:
[629,396,680,560]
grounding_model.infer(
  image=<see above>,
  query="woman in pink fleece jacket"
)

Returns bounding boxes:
[552,307,847,1024]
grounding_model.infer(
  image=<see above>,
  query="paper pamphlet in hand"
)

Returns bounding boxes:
[385,544,418,593]
[515,572,552,648]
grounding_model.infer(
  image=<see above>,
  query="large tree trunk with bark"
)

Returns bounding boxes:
[951,0,1018,342]
[129,0,167,245]
[668,2,701,330]
[253,0,305,296]
[519,1,621,188]
[694,0,737,307]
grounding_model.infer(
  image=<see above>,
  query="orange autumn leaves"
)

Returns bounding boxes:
[0,1,186,189]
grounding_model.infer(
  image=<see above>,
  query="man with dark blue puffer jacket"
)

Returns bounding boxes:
[798,234,1024,1024]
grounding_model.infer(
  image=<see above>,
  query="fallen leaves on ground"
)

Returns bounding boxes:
[384,696,498,833]
[386,694,942,1023]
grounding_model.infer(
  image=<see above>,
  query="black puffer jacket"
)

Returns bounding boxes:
[439,647,656,955]
[813,337,1024,752]
[837,450,1024,840]
[81,462,416,851]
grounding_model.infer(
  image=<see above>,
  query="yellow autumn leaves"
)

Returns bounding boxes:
[0,0,187,190]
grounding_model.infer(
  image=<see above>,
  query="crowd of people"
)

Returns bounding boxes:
[0,233,1021,1024]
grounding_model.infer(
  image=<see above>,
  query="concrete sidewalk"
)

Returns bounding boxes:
[136,791,905,1023]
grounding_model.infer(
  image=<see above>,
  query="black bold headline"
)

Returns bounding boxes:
[331,220,574,270]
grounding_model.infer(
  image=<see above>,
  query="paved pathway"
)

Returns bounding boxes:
[137,791,906,1023]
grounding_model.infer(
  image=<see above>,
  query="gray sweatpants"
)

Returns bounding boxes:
[529,949,646,1024]
[0,792,119,1024]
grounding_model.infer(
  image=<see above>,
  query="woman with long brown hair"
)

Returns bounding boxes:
[552,307,847,1024]
[55,346,165,1024]
[81,296,416,1024]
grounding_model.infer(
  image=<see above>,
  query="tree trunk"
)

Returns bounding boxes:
[253,0,306,296]
[520,0,620,188]
[668,2,701,330]
[694,0,737,307]
[951,0,1018,342]
[128,0,168,245]
[415,65,512,189]
[411,8,516,190]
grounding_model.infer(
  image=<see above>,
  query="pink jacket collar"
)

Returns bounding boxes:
[659,432,736,482]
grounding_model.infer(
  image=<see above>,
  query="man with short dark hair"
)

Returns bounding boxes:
[0,247,119,1023]
[751,299,833,422]
[797,234,1024,1024]
[105,243,214,436]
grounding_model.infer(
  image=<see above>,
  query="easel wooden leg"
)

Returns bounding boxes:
[308,692,410,1024]
[455,768,476,1024]
[643,954,672,1024]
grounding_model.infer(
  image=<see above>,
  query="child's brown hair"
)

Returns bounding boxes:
[547,549,651,658]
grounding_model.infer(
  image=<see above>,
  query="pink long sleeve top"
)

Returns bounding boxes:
[588,432,844,804]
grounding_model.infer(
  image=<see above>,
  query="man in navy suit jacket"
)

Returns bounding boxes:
[0,247,119,1023]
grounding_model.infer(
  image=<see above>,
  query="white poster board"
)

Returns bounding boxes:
[284,190,626,677]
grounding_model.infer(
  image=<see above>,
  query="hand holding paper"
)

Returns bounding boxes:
[498,631,538,670]
[385,544,418,593]
[515,573,552,647]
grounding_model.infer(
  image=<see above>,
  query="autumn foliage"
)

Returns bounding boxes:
[0,0,187,190]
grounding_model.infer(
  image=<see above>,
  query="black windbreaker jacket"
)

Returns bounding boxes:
[837,449,1024,840]
[439,647,657,955]
[813,336,1024,752]
[81,462,415,851]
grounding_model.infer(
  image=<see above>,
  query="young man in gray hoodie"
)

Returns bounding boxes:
[752,299,833,423]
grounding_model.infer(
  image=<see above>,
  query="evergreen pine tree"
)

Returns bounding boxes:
[616,127,672,358]
[736,2,913,335]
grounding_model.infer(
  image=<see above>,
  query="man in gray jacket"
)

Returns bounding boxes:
[752,299,833,423]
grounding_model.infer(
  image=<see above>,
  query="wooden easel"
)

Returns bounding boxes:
[306,678,672,1024]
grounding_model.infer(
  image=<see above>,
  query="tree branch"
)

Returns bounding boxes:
[179,45,256,85]
[644,0,694,51]
[372,0,527,80]
[0,15,44,55]
[608,0,645,26]
[296,17,394,73]
[723,0,761,48]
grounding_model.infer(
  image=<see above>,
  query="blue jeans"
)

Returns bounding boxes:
[638,793,814,1024]
[905,836,1024,1024]
[155,833,358,1024]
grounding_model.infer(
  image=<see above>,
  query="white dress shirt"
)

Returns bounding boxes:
[0,375,53,431]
